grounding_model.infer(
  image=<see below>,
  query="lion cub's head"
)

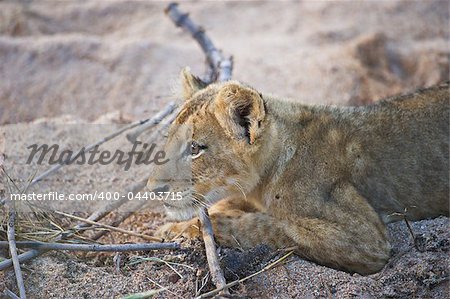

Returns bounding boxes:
[147,69,268,220]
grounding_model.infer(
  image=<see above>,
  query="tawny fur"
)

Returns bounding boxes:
[148,69,449,275]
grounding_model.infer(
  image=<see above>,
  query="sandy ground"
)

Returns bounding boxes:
[0,1,449,298]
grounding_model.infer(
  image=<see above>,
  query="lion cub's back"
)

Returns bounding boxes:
[354,82,449,222]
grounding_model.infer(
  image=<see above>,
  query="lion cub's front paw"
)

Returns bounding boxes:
[155,218,202,241]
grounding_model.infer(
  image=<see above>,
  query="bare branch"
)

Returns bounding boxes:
[0,241,180,252]
[4,288,20,299]
[52,210,163,242]
[126,102,176,143]
[0,241,180,272]
[198,209,228,295]
[6,202,27,298]
[165,2,233,83]
[0,249,41,271]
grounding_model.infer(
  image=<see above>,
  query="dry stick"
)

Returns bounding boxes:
[4,288,20,299]
[90,202,145,242]
[141,107,179,144]
[0,241,179,252]
[52,210,163,242]
[2,165,30,294]
[0,102,176,207]
[389,209,421,251]
[126,102,177,143]
[196,251,294,299]
[0,249,42,271]
[165,2,233,83]
[198,210,227,293]
[166,3,233,295]
[403,217,422,251]
[0,242,179,272]
[89,199,145,242]
[6,203,27,299]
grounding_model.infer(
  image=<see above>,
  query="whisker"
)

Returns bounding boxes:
[191,193,210,209]
[234,181,247,201]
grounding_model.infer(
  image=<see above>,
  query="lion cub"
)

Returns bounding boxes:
[148,69,449,275]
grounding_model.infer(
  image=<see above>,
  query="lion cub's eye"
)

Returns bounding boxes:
[191,141,207,157]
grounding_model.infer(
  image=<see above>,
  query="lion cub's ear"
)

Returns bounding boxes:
[181,67,208,100]
[214,83,266,145]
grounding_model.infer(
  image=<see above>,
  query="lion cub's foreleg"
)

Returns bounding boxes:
[156,197,292,246]
[280,183,390,274]
[156,185,391,275]
[155,197,270,242]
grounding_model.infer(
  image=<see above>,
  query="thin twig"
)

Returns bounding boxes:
[0,249,41,271]
[389,208,421,251]
[52,210,163,242]
[4,288,20,299]
[196,251,294,299]
[90,208,142,241]
[0,241,179,252]
[126,102,176,143]
[141,107,179,144]
[6,202,27,299]
[198,209,228,295]
[403,217,423,251]
[165,2,233,83]
[2,163,33,296]
[0,241,181,271]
